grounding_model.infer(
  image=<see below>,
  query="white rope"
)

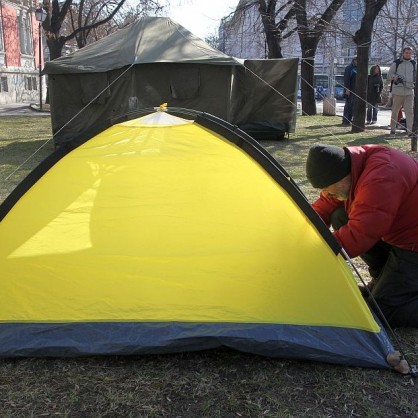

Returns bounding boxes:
[3,54,414,370]
[341,247,414,374]
[298,58,402,135]
[2,58,394,191]
[1,64,137,204]
[53,63,135,139]
[3,63,135,185]
[244,61,348,146]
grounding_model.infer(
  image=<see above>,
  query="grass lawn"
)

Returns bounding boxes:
[0,114,417,417]
[0,116,54,203]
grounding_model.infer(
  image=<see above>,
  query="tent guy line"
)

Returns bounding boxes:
[4,17,347,188]
[1,17,415,374]
[248,65,351,147]
[342,247,415,374]
[2,64,135,198]
[0,109,405,373]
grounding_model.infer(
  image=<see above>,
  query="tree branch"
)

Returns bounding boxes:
[64,0,127,43]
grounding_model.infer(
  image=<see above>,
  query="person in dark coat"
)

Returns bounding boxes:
[306,143,418,328]
[366,65,383,124]
[342,56,357,125]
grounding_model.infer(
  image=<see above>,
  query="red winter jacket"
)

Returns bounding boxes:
[312,145,418,257]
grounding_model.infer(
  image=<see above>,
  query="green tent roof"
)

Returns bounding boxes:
[44,16,240,74]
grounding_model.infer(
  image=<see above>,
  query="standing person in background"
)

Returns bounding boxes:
[316,84,324,101]
[366,65,383,124]
[388,47,416,136]
[342,56,357,125]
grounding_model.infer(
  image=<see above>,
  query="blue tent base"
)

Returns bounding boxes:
[0,321,393,369]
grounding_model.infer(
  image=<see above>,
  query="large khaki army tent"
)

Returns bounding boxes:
[0,108,396,370]
[43,17,298,144]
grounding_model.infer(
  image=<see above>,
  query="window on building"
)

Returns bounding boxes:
[24,76,38,91]
[18,12,34,55]
[0,77,8,92]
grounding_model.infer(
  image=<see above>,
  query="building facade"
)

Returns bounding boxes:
[0,0,45,104]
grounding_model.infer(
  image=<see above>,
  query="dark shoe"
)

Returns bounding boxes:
[371,121,377,125]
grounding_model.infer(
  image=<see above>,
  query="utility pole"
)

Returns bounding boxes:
[35,5,47,111]
[411,66,418,151]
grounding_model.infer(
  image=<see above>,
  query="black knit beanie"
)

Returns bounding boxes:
[306,144,351,189]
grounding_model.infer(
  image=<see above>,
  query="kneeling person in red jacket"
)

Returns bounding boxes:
[306,143,418,328]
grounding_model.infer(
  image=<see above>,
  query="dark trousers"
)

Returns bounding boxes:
[331,207,418,328]
[366,104,378,123]
[342,95,354,124]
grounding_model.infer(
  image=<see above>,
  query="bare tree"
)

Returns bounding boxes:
[258,0,296,59]
[67,0,165,48]
[294,0,345,116]
[372,0,418,62]
[221,0,345,114]
[370,0,417,147]
[205,33,220,49]
[218,0,296,59]
[351,0,388,133]
[41,0,163,60]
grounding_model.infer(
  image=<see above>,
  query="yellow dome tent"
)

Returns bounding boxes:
[0,109,394,368]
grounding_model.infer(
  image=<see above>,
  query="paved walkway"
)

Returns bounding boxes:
[315,99,392,129]
[0,100,393,128]
[0,102,50,116]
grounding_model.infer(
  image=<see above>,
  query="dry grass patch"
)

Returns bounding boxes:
[0,116,53,202]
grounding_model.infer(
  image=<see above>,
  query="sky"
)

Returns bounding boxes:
[167,0,240,39]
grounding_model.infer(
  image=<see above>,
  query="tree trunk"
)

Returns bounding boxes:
[46,37,67,61]
[351,47,368,133]
[294,0,345,116]
[300,51,316,116]
[258,0,284,58]
[351,0,388,133]
[265,29,283,58]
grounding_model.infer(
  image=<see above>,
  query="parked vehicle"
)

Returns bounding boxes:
[334,85,345,99]
[297,74,345,99]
